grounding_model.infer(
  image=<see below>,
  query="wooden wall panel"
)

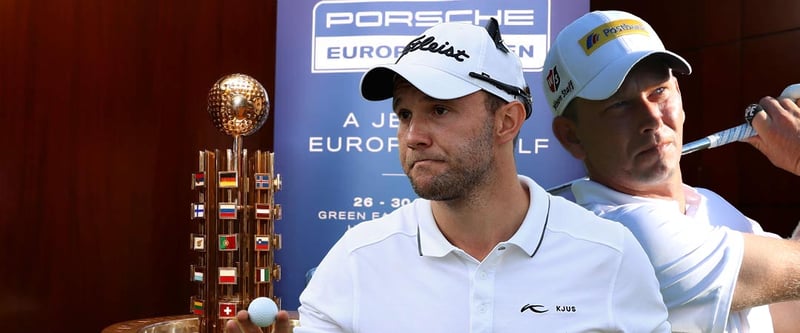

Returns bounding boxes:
[0,1,277,332]
[698,1,742,46]
[1,1,799,332]
[683,43,743,200]
[588,0,742,50]
[742,0,800,37]
[739,28,800,236]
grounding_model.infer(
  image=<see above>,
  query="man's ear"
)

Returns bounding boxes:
[552,115,587,160]
[495,100,526,145]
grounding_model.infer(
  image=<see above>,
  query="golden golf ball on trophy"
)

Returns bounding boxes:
[207,73,270,137]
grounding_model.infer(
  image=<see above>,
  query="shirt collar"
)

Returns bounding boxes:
[417,175,551,258]
[416,199,455,257]
[572,179,701,214]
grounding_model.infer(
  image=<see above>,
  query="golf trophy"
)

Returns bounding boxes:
[100,74,285,333]
[189,73,283,332]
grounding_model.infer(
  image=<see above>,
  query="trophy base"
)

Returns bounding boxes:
[102,313,299,333]
[102,315,199,333]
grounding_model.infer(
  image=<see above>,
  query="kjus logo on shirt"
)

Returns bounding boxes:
[520,303,577,314]
[520,304,547,313]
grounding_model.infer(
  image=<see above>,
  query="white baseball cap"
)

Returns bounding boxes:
[361,19,532,119]
[542,10,692,116]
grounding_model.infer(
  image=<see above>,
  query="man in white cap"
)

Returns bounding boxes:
[545,10,800,333]
[228,18,670,333]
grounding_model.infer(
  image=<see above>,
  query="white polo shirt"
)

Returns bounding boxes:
[572,179,774,333]
[296,175,669,333]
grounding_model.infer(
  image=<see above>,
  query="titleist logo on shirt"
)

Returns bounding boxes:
[396,35,470,63]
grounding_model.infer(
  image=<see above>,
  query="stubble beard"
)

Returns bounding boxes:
[407,121,495,201]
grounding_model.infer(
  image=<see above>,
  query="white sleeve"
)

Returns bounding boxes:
[602,205,743,333]
[611,229,672,332]
[295,234,354,333]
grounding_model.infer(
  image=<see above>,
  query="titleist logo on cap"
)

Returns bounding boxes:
[396,35,470,63]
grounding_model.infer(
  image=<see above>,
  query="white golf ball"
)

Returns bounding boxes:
[248,297,278,327]
[781,83,800,100]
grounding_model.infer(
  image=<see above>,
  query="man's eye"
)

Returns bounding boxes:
[654,87,670,99]
[434,106,449,116]
[396,110,411,119]
[609,100,629,110]
[651,87,667,98]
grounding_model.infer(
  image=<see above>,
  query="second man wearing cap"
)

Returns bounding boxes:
[546,10,800,333]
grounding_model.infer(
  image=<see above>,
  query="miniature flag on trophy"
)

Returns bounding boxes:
[191,297,204,315]
[255,267,270,283]
[192,172,205,189]
[254,173,271,190]
[219,203,237,219]
[219,234,238,251]
[219,302,238,318]
[255,235,270,251]
[190,234,206,251]
[191,203,205,219]
[255,203,271,220]
[190,265,205,282]
[219,171,238,188]
[219,267,237,284]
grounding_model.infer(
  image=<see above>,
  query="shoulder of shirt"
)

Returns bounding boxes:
[542,189,637,253]
[691,186,724,201]
[574,180,688,223]
[335,198,425,253]
[593,200,672,227]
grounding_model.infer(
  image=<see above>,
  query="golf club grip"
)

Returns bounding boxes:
[708,123,757,148]
[689,123,756,151]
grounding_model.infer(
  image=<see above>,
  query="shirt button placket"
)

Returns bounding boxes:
[470,248,501,333]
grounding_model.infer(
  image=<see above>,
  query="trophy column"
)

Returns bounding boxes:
[189,74,282,333]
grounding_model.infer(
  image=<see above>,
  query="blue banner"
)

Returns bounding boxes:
[275,0,589,310]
